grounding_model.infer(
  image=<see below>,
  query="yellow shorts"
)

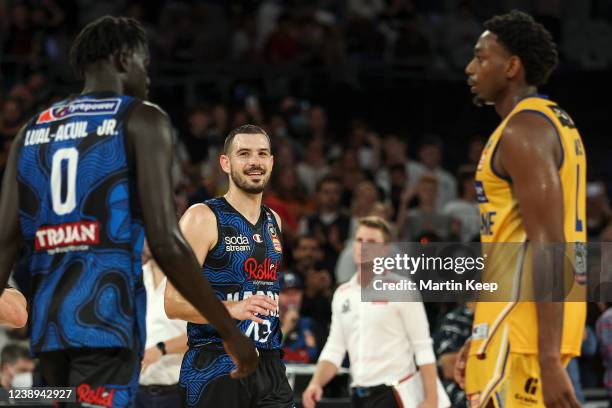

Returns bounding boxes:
[465,326,572,408]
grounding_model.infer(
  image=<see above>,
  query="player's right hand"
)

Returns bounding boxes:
[222,331,259,379]
[453,338,471,389]
[302,383,323,408]
[231,295,277,324]
[540,357,582,408]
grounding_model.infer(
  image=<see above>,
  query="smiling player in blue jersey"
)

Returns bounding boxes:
[165,124,295,408]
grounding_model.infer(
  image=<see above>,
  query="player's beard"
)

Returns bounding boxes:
[230,166,269,194]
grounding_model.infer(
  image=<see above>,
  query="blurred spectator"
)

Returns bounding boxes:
[265,165,314,237]
[301,262,333,348]
[440,0,481,70]
[375,133,424,200]
[348,0,385,20]
[567,326,598,405]
[0,344,34,392]
[280,272,319,364]
[587,181,611,240]
[350,180,381,233]
[182,106,215,167]
[296,138,330,195]
[398,174,454,241]
[335,148,367,209]
[292,235,325,278]
[2,3,43,61]
[391,11,433,68]
[434,302,475,408]
[264,13,302,64]
[466,135,486,166]
[306,105,330,141]
[299,176,351,269]
[411,135,457,209]
[231,15,257,62]
[597,303,612,402]
[0,98,24,140]
[442,165,480,242]
[209,104,230,142]
[346,120,381,172]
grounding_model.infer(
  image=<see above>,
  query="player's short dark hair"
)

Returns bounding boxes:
[223,124,270,154]
[70,16,148,78]
[484,10,558,86]
[1,344,30,367]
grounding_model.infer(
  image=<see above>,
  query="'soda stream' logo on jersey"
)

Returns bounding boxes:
[224,234,250,252]
[244,257,277,282]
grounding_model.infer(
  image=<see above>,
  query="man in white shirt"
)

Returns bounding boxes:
[135,248,188,408]
[302,216,442,408]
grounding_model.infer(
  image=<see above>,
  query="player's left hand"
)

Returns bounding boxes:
[141,346,163,373]
[540,357,581,408]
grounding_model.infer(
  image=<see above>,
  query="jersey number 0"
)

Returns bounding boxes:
[50,147,79,215]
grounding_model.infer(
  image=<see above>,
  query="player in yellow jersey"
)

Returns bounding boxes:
[453,10,586,408]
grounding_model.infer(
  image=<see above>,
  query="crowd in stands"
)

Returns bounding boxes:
[2,0,612,405]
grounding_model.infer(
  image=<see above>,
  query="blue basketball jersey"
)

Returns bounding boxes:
[17,92,146,353]
[188,197,283,350]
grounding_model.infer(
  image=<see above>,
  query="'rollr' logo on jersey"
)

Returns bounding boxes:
[77,384,115,408]
[36,98,122,124]
[244,257,277,281]
[35,221,100,251]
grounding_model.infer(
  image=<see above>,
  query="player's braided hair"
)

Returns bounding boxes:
[70,16,148,78]
[484,10,558,86]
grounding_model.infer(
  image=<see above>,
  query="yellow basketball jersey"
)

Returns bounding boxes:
[471,95,586,356]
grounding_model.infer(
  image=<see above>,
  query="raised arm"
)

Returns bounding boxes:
[0,129,26,293]
[128,102,257,378]
[499,111,579,408]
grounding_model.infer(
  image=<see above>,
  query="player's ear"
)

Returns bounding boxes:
[115,50,131,74]
[506,55,521,80]
[219,154,231,174]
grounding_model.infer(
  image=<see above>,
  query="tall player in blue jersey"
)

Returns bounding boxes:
[0,16,257,407]
[165,124,295,408]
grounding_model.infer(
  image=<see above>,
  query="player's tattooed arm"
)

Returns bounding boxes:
[164,204,277,324]
[499,111,581,408]
[0,128,26,294]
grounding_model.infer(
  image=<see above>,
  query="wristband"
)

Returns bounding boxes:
[156,341,167,355]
